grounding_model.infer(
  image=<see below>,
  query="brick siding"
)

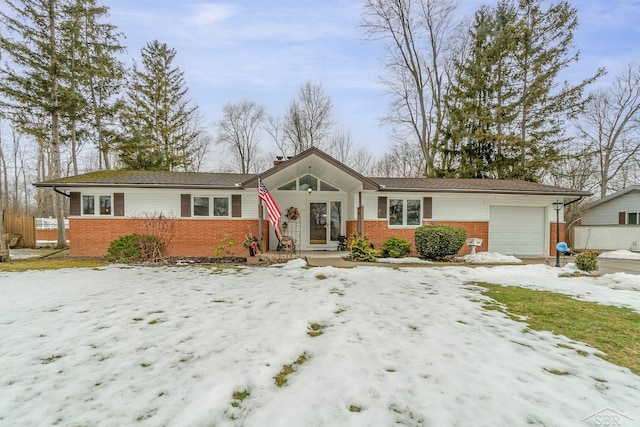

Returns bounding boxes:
[68,218,269,258]
[348,220,564,256]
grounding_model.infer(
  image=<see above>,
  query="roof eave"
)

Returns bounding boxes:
[376,187,591,196]
[34,182,244,190]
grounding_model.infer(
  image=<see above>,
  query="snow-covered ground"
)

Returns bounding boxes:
[1,259,639,426]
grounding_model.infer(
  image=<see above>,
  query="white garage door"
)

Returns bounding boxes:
[489,206,545,256]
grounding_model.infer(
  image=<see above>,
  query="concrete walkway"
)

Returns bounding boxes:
[302,251,640,275]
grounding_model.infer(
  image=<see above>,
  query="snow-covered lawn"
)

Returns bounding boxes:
[1,260,639,426]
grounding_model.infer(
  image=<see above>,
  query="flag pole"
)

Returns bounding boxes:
[257,176,264,238]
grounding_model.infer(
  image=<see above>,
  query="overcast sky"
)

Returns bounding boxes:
[105,0,640,169]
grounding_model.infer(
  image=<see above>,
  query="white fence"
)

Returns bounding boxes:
[36,218,69,230]
[574,225,640,251]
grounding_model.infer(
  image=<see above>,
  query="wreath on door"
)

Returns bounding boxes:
[287,206,300,221]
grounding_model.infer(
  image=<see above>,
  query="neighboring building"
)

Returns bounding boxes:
[34,147,589,258]
[575,186,640,251]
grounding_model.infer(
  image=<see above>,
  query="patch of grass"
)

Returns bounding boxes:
[307,323,325,337]
[349,405,362,413]
[475,282,640,375]
[40,354,64,364]
[140,363,151,368]
[315,274,328,280]
[544,368,571,376]
[231,389,250,408]
[274,352,310,387]
[0,257,106,271]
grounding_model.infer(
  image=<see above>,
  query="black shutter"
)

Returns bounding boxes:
[70,192,81,216]
[423,197,432,219]
[114,193,125,216]
[181,194,191,217]
[232,195,241,218]
[377,196,387,219]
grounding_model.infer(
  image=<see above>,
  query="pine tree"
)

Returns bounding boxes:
[118,40,203,171]
[62,0,125,171]
[0,0,76,248]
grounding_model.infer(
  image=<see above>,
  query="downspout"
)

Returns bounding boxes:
[357,192,363,236]
[53,186,70,198]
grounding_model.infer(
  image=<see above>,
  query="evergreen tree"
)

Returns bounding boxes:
[62,0,125,171]
[0,0,75,247]
[118,40,203,171]
[443,0,602,181]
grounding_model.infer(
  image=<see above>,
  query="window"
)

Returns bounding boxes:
[299,174,318,192]
[82,195,112,216]
[389,199,421,227]
[213,197,229,217]
[193,196,230,217]
[99,196,111,215]
[278,180,297,190]
[628,212,640,225]
[82,195,95,215]
[278,175,340,192]
[193,197,209,216]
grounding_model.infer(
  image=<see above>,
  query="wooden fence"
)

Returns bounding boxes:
[1,212,36,248]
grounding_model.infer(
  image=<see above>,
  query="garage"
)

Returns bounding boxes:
[489,206,545,256]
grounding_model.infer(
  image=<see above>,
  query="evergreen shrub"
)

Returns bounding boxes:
[381,237,411,258]
[414,225,466,260]
[105,233,163,263]
[347,234,378,262]
[575,251,598,272]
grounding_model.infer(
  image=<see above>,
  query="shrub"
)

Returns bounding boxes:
[575,251,598,272]
[414,225,467,260]
[105,233,163,263]
[381,237,411,258]
[347,234,378,262]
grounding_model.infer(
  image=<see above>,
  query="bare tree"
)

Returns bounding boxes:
[374,141,425,177]
[362,0,458,176]
[575,64,640,197]
[216,100,266,174]
[282,81,335,155]
[325,130,376,175]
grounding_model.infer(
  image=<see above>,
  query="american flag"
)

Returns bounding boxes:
[258,177,282,228]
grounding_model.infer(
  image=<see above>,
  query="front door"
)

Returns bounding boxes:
[309,203,327,244]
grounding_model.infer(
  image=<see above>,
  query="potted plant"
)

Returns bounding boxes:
[243,235,263,256]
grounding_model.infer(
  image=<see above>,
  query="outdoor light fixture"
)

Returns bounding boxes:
[552,200,564,267]
[307,187,312,195]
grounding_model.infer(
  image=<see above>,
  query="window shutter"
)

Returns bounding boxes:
[181,194,191,217]
[423,197,432,219]
[377,196,387,219]
[114,193,125,216]
[70,192,81,216]
[232,195,241,218]
[619,212,626,225]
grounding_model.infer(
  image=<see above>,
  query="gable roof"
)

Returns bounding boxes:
[34,147,591,197]
[587,185,640,209]
[242,147,379,190]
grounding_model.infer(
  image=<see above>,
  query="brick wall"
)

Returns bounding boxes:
[348,220,563,256]
[68,218,268,258]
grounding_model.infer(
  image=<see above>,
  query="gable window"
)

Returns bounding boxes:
[389,199,421,227]
[82,195,112,216]
[193,196,230,217]
[278,175,340,192]
[299,174,318,192]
